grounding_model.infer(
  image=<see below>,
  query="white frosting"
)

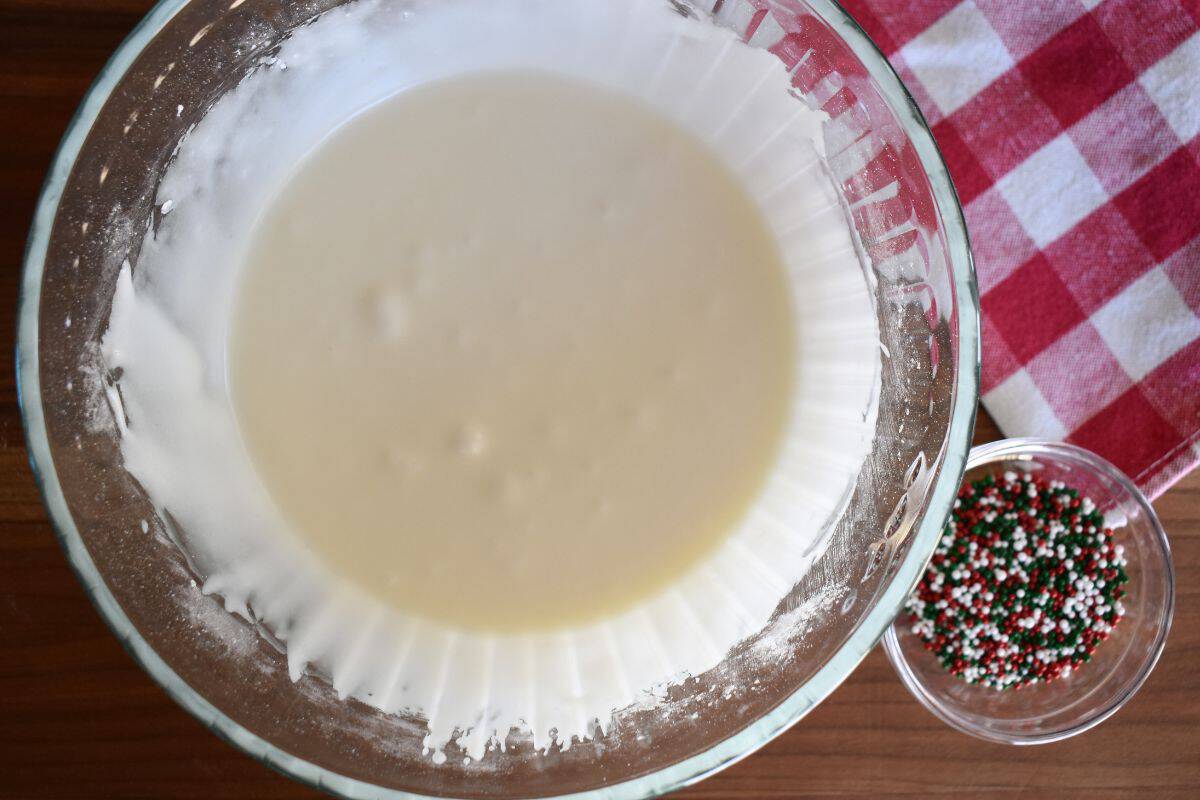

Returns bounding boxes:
[101,0,879,761]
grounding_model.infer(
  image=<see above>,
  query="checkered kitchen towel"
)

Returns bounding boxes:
[840,0,1200,498]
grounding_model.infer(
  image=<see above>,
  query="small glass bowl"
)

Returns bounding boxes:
[883,438,1175,745]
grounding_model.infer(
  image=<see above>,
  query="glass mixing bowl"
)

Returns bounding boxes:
[884,439,1175,744]
[18,0,978,797]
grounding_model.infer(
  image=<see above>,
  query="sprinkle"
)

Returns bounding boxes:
[904,471,1128,690]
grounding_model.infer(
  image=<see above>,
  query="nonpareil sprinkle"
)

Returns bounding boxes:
[905,471,1128,690]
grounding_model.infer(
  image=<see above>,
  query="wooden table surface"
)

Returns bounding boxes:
[2,2,1197,798]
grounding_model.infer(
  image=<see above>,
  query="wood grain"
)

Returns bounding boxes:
[1,2,1196,797]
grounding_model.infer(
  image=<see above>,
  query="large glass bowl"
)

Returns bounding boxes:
[17,1,978,797]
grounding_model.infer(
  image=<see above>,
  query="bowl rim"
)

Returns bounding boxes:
[882,438,1176,746]
[16,0,980,796]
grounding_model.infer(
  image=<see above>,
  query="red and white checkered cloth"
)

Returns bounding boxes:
[841,0,1200,498]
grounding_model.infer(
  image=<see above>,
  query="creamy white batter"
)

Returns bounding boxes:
[231,72,797,631]
[101,0,880,761]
